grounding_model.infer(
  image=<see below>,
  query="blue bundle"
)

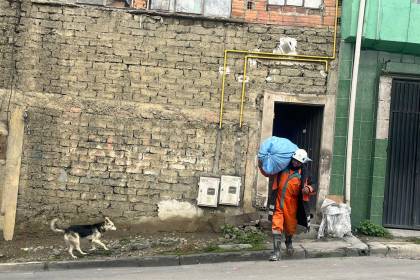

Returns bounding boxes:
[258,137,298,175]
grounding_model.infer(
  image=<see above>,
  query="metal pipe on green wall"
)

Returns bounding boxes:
[345,0,367,205]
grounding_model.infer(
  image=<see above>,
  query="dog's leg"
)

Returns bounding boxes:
[90,242,97,251]
[68,244,77,259]
[73,234,87,256]
[75,243,87,256]
[65,234,77,259]
[93,239,109,251]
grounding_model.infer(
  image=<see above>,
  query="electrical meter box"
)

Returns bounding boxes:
[219,175,241,206]
[197,177,220,207]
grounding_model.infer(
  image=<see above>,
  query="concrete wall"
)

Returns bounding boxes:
[0,0,337,227]
[342,0,420,55]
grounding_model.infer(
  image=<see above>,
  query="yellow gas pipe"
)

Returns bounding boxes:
[239,55,328,127]
[218,0,339,128]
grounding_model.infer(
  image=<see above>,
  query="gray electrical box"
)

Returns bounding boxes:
[197,177,220,207]
[219,175,241,206]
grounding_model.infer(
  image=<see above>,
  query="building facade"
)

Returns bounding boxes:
[0,0,339,236]
[331,0,420,229]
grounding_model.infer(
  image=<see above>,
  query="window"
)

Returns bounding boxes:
[267,0,323,9]
[247,1,254,9]
[150,0,232,18]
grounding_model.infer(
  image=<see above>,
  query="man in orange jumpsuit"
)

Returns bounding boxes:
[259,149,314,261]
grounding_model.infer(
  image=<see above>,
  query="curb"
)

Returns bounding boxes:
[0,236,383,273]
[367,242,420,260]
[0,246,367,273]
[0,252,269,273]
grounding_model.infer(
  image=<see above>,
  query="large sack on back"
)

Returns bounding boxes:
[257,137,298,175]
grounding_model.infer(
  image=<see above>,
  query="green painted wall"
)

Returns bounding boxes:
[342,0,420,55]
[332,0,420,226]
[370,139,388,225]
[331,44,420,225]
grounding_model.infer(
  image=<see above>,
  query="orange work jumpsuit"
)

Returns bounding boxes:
[271,169,302,235]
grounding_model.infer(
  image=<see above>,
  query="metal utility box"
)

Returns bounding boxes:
[219,176,241,206]
[197,177,220,207]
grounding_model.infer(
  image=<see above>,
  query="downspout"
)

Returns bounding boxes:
[345,0,367,204]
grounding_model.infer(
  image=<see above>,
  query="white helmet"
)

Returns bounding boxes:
[292,149,312,163]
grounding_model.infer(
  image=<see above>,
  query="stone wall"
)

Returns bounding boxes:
[0,0,336,225]
[0,0,19,91]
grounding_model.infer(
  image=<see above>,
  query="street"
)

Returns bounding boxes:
[2,257,420,280]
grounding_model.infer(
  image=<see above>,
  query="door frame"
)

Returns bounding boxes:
[256,90,336,215]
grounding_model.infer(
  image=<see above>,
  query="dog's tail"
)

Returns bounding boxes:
[50,218,65,233]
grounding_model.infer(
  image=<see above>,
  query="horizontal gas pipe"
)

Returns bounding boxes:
[218,0,339,128]
[239,55,328,127]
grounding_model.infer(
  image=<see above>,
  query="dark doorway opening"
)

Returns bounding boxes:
[272,102,324,211]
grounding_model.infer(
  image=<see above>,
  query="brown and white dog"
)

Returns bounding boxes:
[50,217,117,259]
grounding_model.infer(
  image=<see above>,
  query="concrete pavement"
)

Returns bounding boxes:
[0,235,369,273]
[2,235,420,273]
[2,257,420,280]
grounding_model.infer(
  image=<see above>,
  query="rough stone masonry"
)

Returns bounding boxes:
[0,0,337,228]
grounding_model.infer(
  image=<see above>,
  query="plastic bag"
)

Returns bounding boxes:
[257,137,298,175]
[318,199,352,239]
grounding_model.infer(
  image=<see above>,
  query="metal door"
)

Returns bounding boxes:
[383,79,420,229]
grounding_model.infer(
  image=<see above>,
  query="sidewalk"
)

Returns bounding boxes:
[1,223,420,273]
[0,234,370,273]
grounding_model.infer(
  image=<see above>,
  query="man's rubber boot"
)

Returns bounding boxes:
[285,235,294,256]
[269,234,282,261]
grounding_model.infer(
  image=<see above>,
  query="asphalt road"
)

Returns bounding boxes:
[2,257,420,280]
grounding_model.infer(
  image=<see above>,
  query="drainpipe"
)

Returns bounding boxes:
[345,0,367,205]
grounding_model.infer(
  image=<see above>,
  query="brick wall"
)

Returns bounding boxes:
[132,0,146,9]
[232,0,336,27]
[0,0,336,225]
[131,0,336,27]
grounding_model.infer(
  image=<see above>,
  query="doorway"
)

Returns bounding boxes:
[383,79,420,229]
[272,102,324,210]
